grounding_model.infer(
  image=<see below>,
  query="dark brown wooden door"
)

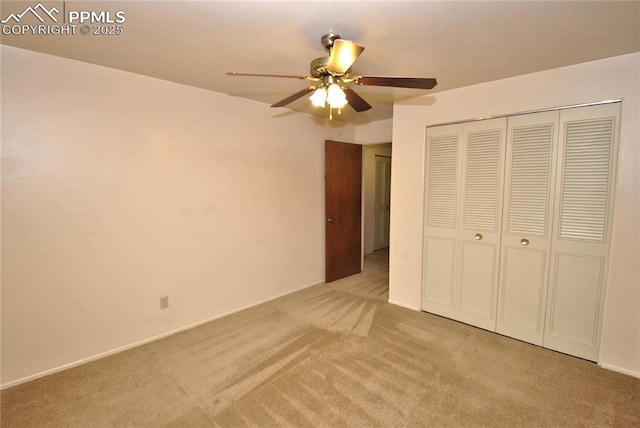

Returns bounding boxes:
[325,140,362,282]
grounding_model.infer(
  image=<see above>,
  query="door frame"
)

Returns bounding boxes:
[325,140,393,281]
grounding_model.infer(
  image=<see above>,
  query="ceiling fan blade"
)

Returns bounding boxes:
[356,76,437,89]
[343,87,372,112]
[327,39,365,75]
[227,72,312,80]
[271,87,315,108]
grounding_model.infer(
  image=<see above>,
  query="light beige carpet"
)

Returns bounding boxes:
[2,250,639,427]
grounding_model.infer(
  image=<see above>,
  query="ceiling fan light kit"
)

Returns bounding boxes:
[226,33,437,119]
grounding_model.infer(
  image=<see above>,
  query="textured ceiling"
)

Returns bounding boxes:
[2,0,639,124]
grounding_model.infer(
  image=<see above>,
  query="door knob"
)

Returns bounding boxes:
[521,238,530,246]
[326,218,334,223]
[475,233,483,240]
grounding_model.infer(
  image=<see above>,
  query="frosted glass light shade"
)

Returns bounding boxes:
[326,84,347,108]
[309,88,327,107]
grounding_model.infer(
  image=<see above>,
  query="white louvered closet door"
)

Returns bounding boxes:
[422,124,461,319]
[544,103,620,361]
[422,102,620,362]
[496,111,559,345]
[455,118,507,331]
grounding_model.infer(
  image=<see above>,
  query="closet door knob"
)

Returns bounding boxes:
[521,238,530,246]
[475,233,483,240]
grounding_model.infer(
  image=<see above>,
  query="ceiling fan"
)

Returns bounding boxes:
[226,33,437,119]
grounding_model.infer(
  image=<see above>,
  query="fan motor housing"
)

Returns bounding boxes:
[310,33,345,78]
[310,56,331,78]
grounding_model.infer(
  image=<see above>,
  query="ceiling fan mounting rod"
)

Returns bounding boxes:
[320,33,341,51]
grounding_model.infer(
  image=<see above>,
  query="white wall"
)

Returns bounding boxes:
[390,53,640,377]
[0,46,355,387]
[356,118,392,145]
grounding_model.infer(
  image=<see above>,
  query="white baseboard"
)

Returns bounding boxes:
[387,299,420,311]
[10,282,637,389]
[598,362,640,378]
[1,279,324,390]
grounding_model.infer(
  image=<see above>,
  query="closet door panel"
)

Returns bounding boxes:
[498,246,548,344]
[547,253,604,345]
[422,237,457,317]
[455,118,506,330]
[457,241,498,328]
[544,103,620,361]
[422,124,461,318]
[497,111,559,345]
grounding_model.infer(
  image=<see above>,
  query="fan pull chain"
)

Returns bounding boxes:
[327,107,343,120]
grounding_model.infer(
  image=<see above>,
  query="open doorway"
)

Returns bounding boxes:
[363,143,392,254]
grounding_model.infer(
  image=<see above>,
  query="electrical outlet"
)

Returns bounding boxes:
[160,296,169,309]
